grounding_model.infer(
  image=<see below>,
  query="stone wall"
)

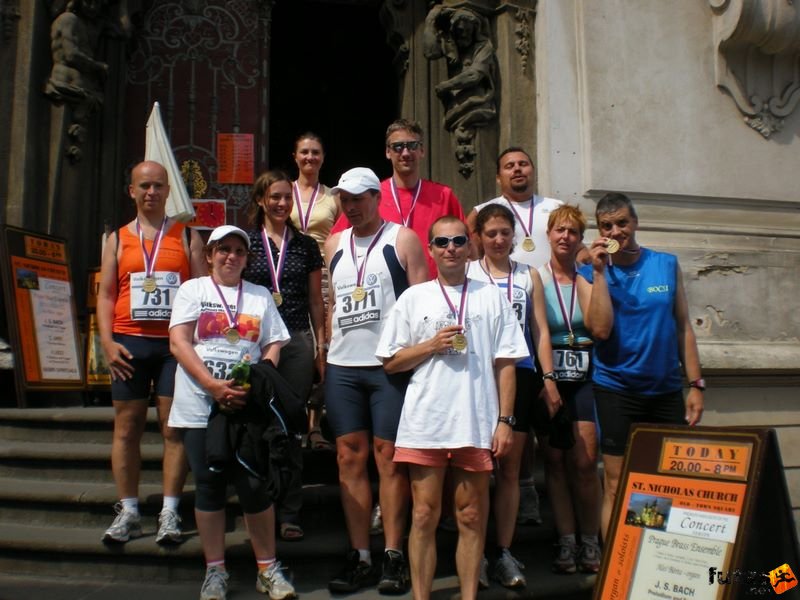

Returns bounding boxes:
[536,0,800,528]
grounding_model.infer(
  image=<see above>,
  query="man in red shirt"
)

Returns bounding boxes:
[331,119,465,278]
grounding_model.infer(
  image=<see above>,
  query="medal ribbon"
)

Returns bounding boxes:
[437,277,470,328]
[210,278,243,333]
[350,221,387,288]
[389,178,422,227]
[136,216,168,278]
[506,197,535,240]
[261,226,289,296]
[547,261,577,339]
[482,258,514,303]
[292,181,320,233]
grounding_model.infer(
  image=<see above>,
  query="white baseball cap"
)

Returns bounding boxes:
[207,225,250,249]
[331,167,381,195]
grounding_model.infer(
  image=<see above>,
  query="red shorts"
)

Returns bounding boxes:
[393,447,493,472]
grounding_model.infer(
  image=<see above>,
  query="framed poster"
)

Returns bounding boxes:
[0,226,85,404]
[85,269,110,388]
[595,425,799,600]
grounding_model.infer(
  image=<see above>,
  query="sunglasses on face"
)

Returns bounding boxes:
[388,141,422,153]
[216,245,248,257]
[431,235,468,248]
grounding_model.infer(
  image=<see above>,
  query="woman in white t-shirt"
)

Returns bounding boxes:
[168,225,295,600]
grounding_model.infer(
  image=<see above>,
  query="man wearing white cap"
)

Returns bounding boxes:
[324,167,428,594]
[330,118,466,279]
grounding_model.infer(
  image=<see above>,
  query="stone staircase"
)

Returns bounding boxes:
[0,407,596,598]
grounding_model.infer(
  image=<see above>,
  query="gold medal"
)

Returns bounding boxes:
[452,333,468,352]
[225,328,241,344]
[606,239,620,254]
[272,292,283,306]
[142,277,157,293]
[352,286,366,301]
[522,237,535,252]
[568,332,575,347]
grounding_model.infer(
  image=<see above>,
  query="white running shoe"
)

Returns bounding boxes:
[256,561,297,599]
[102,503,142,543]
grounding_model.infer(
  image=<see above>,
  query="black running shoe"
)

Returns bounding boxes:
[329,549,379,593]
[377,549,409,595]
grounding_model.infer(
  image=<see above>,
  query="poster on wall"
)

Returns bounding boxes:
[0,226,85,403]
[217,133,254,184]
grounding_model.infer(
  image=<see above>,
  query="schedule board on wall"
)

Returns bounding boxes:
[1,226,85,405]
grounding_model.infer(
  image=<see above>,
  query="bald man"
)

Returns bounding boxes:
[97,161,205,544]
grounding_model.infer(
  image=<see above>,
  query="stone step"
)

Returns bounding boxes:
[0,514,569,586]
[0,407,163,444]
[0,474,345,529]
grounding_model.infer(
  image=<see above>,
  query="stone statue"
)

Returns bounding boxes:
[45,0,109,110]
[424,5,498,177]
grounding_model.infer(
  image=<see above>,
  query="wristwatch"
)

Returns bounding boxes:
[498,415,517,426]
[688,378,706,391]
[542,371,557,382]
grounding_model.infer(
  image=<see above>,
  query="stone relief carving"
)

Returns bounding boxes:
[46,0,110,110]
[424,4,499,178]
[45,0,129,163]
[378,1,410,74]
[0,0,21,42]
[710,0,800,138]
[514,7,533,72]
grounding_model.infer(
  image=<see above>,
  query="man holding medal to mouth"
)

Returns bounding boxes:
[579,192,705,539]
[97,160,205,544]
[376,216,530,600]
[323,167,429,594]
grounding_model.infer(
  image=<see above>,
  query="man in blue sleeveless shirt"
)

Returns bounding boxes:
[579,192,704,539]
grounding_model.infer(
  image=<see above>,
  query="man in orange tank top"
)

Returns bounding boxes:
[96,161,205,544]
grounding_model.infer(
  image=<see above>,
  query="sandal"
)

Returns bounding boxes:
[280,522,304,541]
[307,428,335,452]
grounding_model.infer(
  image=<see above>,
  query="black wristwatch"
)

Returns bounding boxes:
[498,415,517,426]
[688,378,706,391]
[542,371,557,382]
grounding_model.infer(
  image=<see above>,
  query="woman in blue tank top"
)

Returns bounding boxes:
[538,205,603,574]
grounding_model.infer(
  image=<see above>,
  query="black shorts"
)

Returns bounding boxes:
[559,381,596,423]
[110,333,176,401]
[594,386,685,456]
[513,367,542,433]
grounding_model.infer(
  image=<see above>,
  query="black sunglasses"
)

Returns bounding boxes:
[388,141,422,153]
[431,235,468,248]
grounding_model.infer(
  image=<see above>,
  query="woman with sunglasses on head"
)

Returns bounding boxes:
[466,203,561,589]
[243,169,326,543]
[168,225,295,600]
[537,205,603,575]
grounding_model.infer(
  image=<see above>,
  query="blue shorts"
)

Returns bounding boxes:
[110,333,177,401]
[594,386,684,456]
[325,364,410,441]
